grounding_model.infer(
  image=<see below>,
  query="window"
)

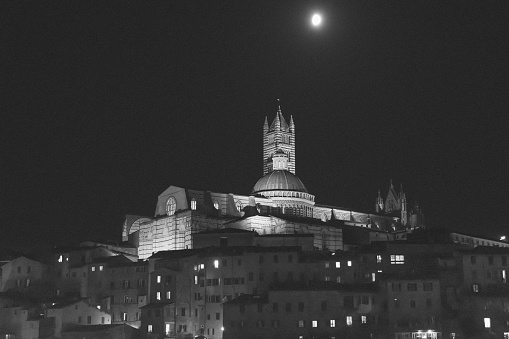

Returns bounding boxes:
[312,320,318,327]
[91,266,96,272]
[285,302,291,312]
[258,304,263,313]
[259,272,264,281]
[157,275,161,283]
[472,284,479,293]
[58,255,63,263]
[87,316,91,324]
[213,200,219,210]
[410,300,416,308]
[346,316,353,326]
[273,303,279,312]
[123,280,130,289]
[392,283,402,292]
[484,317,491,328]
[393,299,400,308]
[336,261,340,268]
[181,308,186,316]
[191,198,197,210]
[259,255,264,263]
[503,256,507,266]
[214,260,219,268]
[273,255,279,263]
[148,325,153,333]
[426,298,432,307]
[330,319,336,327]
[390,255,405,265]
[489,256,494,265]
[156,292,161,300]
[325,262,330,268]
[99,265,104,271]
[27,266,31,273]
[361,316,367,324]
[347,261,352,267]
[272,320,280,328]
[166,197,176,216]
[25,279,31,287]
[423,282,433,291]
[336,276,341,283]
[236,201,242,212]
[471,256,476,264]
[166,291,171,299]
[122,312,127,321]
[376,255,382,263]
[298,320,305,328]
[288,255,293,263]
[407,283,417,291]
[248,272,254,281]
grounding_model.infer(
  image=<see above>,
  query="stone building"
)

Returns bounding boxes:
[122,108,419,260]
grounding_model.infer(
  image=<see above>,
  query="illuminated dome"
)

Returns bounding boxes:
[252,170,308,194]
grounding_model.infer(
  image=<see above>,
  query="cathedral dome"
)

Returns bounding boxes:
[252,170,308,194]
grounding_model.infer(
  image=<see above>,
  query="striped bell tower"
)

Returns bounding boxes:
[263,101,295,175]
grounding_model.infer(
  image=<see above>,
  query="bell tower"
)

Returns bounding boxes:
[263,101,295,175]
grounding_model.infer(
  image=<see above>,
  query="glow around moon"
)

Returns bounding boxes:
[311,13,322,27]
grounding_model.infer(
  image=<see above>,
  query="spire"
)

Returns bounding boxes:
[390,179,394,189]
[264,116,268,129]
[377,189,382,199]
[277,98,281,112]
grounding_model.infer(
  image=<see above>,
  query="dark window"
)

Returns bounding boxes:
[288,255,293,263]
[273,272,279,282]
[285,302,292,312]
[298,302,304,312]
[410,300,416,308]
[259,273,264,281]
[489,256,494,265]
[259,255,264,263]
[471,256,476,264]
[248,272,254,281]
[216,312,220,320]
[407,283,417,291]
[273,255,279,263]
[503,256,507,266]
[240,305,245,313]
[181,308,186,316]
[87,316,92,324]
[426,298,432,307]
[287,272,294,282]
[321,301,327,311]
[273,303,279,312]
[423,282,433,291]
[258,304,263,312]
[222,259,228,267]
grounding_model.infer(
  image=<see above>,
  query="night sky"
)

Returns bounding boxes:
[2,1,507,251]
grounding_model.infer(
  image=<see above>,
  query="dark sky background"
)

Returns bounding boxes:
[1,1,507,251]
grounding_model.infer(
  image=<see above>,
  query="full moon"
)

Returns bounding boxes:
[311,13,322,27]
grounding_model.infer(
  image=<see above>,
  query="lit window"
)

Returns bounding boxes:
[214,260,219,268]
[148,325,153,333]
[346,316,352,326]
[472,284,479,293]
[298,320,305,327]
[99,265,103,271]
[372,273,376,281]
[194,276,198,285]
[214,200,219,210]
[325,262,330,268]
[503,332,509,339]
[91,266,96,272]
[347,261,352,267]
[376,255,382,263]
[122,312,127,321]
[156,292,161,300]
[336,276,341,283]
[334,261,340,268]
[191,198,197,210]
[166,197,177,216]
[157,276,162,283]
[166,291,171,299]
[484,317,491,328]
[200,264,204,269]
[236,201,243,212]
[330,319,336,327]
[361,316,367,324]
[312,320,318,328]
[325,276,331,282]
[58,255,63,263]
[390,255,405,265]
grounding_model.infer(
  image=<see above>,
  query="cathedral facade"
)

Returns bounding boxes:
[123,107,424,259]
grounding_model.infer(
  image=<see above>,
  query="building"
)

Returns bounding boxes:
[123,109,423,260]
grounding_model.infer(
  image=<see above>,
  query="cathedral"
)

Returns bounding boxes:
[122,106,425,259]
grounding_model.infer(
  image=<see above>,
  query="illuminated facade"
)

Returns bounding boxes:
[123,108,421,259]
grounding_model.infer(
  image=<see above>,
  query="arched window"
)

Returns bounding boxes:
[166,197,177,216]
[236,201,243,212]
[213,200,219,210]
[191,198,197,210]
